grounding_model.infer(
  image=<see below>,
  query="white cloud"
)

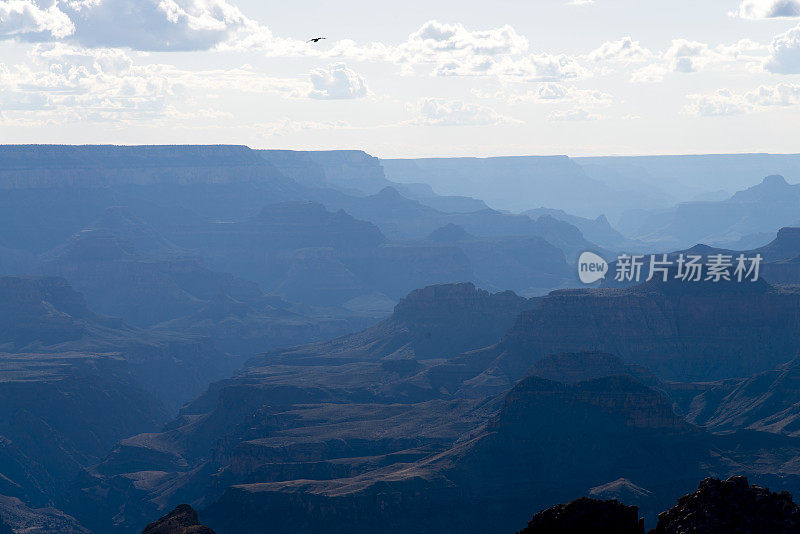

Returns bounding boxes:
[1,13,589,82]
[507,53,590,81]
[307,63,368,99]
[587,37,653,64]
[747,82,800,105]
[62,0,263,51]
[431,52,589,81]
[628,38,767,82]
[321,21,588,82]
[410,98,518,126]
[0,0,75,41]
[534,83,607,102]
[683,89,751,116]
[664,39,715,73]
[548,107,603,121]
[0,44,180,118]
[0,42,308,123]
[683,82,800,116]
[398,20,529,63]
[629,63,668,83]
[766,24,800,72]
[484,83,612,106]
[732,0,800,19]
[0,0,292,52]
[627,40,713,83]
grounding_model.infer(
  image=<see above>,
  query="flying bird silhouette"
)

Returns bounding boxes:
[307,37,326,43]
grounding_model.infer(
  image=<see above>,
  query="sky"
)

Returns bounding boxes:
[0,0,799,157]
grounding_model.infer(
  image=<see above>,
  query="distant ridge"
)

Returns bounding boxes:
[0,145,295,189]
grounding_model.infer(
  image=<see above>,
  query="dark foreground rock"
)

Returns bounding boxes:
[518,497,644,533]
[142,504,215,534]
[652,476,800,534]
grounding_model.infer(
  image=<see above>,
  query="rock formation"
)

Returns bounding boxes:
[142,504,215,534]
[652,476,800,534]
[518,497,644,534]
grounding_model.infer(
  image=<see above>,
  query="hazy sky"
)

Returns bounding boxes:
[1,0,799,157]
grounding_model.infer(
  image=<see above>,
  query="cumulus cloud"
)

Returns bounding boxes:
[766,24,800,72]
[0,0,288,52]
[548,107,603,121]
[0,43,181,118]
[628,38,767,82]
[480,83,612,106]
[732,0,800,19]
[0,42,307,123]
[329,20,590,82]
[410,98,517,126]
[432,52,588,80]
[533,83,611,104]
[0,0,75,41]
[0,12,588,83]
[62,0,264,51]
[683,82,800,116]
[683,89,752,116]
[307,63,368,99]
[399,20,529,62]
[586,37,653,64]
[587,36,766,81]
[664,39,716,73]
[629,63,668,83]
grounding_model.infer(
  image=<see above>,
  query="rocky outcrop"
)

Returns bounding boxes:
[0,275,232,411]
[496,279,800,382]
[518,497,644,534]
[519,475,800,534]
[455,235,570,292]
[305,150,389,194]
[200,366,800,533]
[400,278,800,399]
[310,181,594,267]
[141,504,215,534]
[39,228,263,327]
[754,226,800,262]
[426,223,475,243]
[64,283,529,533]
[250,282,533,366]
[261,149,392,194]
[0,494,90,533]
[652,476,800,533]
[528,352,659,387]
[0,352,166,505]
[523,208,628,249]
[0,275,114,348]
[687,356,800,435]
[163,200,438,305]
[154,292,371,358]
[589,479,654,505]
[86,342,800,534]
[199,372,708,533]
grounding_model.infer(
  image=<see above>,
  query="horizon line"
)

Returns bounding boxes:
[1,144,800,160]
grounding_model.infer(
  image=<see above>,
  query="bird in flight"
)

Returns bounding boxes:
[307,37,326,43]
